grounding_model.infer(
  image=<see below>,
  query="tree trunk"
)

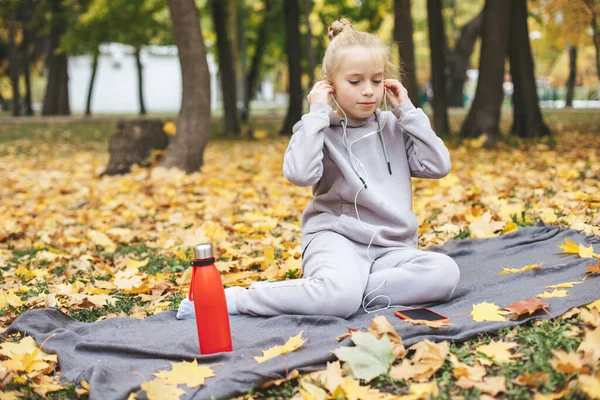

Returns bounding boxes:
[0,93,8,111]
[42,0,70,116]
[281,0,303,135]
[135,48,146,115]
[304,0,315,89]
[210,0,240,136]
[565,45,577,108]
[85,50,99,116]
[102,119,169,176]
[460,0,511,142]
[238,0,247,113]
[394,0,420,106]
[446,9,483,107]
[427,0,450,135]
[242,0,272,122]
[162,0,211,173]
[23,55,33,116]
[508,0,550,138]
[7,17,21,117]
[583,0,600,83]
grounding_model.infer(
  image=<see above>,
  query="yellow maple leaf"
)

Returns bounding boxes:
[87,230,117,253]
[550,350,586,374]
[587,298,600,312]
[499,262,543,275]
[537,289,568,299]
[153,359,215,388]
[476,341,520,364]
[141,379,185,400]
[409,381,439,397]
[546,281,582,289]
[263,247,275,266]
[254,331,305,363]
[557,238,597,258]
[0,288,24,308]
[471,302,507,322]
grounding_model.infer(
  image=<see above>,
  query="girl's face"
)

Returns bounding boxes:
[330,46,385,120]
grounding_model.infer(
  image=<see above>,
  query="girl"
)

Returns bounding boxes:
[178,19,459,320]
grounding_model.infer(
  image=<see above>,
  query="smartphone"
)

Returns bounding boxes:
[395,307,450,323]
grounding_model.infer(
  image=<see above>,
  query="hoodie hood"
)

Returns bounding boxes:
[329,109,382,127]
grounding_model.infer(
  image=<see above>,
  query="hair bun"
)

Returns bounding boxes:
[327,18,353,41]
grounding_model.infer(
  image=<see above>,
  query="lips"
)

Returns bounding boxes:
[358,102,375,108]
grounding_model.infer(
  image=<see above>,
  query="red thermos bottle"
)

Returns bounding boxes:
[189,243,232,354]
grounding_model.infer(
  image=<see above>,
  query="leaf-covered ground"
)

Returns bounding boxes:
[1,110,599,399]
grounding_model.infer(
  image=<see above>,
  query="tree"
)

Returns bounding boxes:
[460,0,511,142]
[7,11,21,117]
[427,0,450,135]
[445,9,483,107]
[281,0,302,135]
[242,0,273,122]
[210,0,240,136]
[566,45,577,107]
[508,0,550,138]
[162,0,211,173]
[42,0,70,116]
[394,0,420,106]
[582,0,600,83]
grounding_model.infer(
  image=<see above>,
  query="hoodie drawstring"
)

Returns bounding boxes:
[341,114,392,190]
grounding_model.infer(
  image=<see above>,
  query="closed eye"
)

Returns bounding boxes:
[349,81,360,85]
[373,80,382,84]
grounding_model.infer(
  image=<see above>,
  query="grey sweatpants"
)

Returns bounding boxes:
[236,231,460,318]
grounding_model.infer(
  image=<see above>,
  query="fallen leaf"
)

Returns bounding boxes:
[254,331,305,363]
[152,359,215,388]
[537,289,568,299]
[503,298,550,320]
[499,263,542,275]
[588,298,600,312]
[550,350,587,374]
[368,316,405,359]
[471,302,507,322]
[578,373,600,400]
[513,371,550,386]
[456,376,507,396]
[533,388,571,400]
[408,340,450,380]
[260,369,299,388]
[140,379,185,400]
[333,331,394,382]
[476,341,520,364]
[404,319,451,329]
[577,327,600,365]
[389,359,416,381]
[580,307,600,328]
[408,381,439,398]
[448,354,486,382]
[586,258,600,275]
[546,281,582,289]
[557,238,597,258]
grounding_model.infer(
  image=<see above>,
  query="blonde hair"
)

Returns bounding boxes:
[322,19,399,80]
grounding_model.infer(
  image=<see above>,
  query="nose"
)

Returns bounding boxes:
[362,84,374,97]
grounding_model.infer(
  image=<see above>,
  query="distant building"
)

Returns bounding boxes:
[68,43,278,114]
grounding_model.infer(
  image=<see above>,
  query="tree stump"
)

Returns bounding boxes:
[101,118,169,176]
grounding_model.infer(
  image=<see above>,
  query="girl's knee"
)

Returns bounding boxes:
[434,254,460,299]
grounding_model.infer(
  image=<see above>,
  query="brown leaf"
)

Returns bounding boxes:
[503,298,550,320]
[368,316,405,360]
[404,318,451,329]
[550,350,588,374]
[513,371,550,386]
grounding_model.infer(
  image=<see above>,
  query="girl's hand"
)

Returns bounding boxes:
[307,80,334,105]
[384,79,408,108]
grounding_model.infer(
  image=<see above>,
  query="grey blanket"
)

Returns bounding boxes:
[5,222,600,399]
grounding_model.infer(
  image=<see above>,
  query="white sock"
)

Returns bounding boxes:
[225,286,244,315]
[176,286,244,320]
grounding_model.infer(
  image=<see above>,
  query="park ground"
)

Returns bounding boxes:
[0,108,599,399]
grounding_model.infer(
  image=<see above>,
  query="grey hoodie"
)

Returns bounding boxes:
[283,100,451,250]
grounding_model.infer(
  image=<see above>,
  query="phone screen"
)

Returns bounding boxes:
[398,308,447,321]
